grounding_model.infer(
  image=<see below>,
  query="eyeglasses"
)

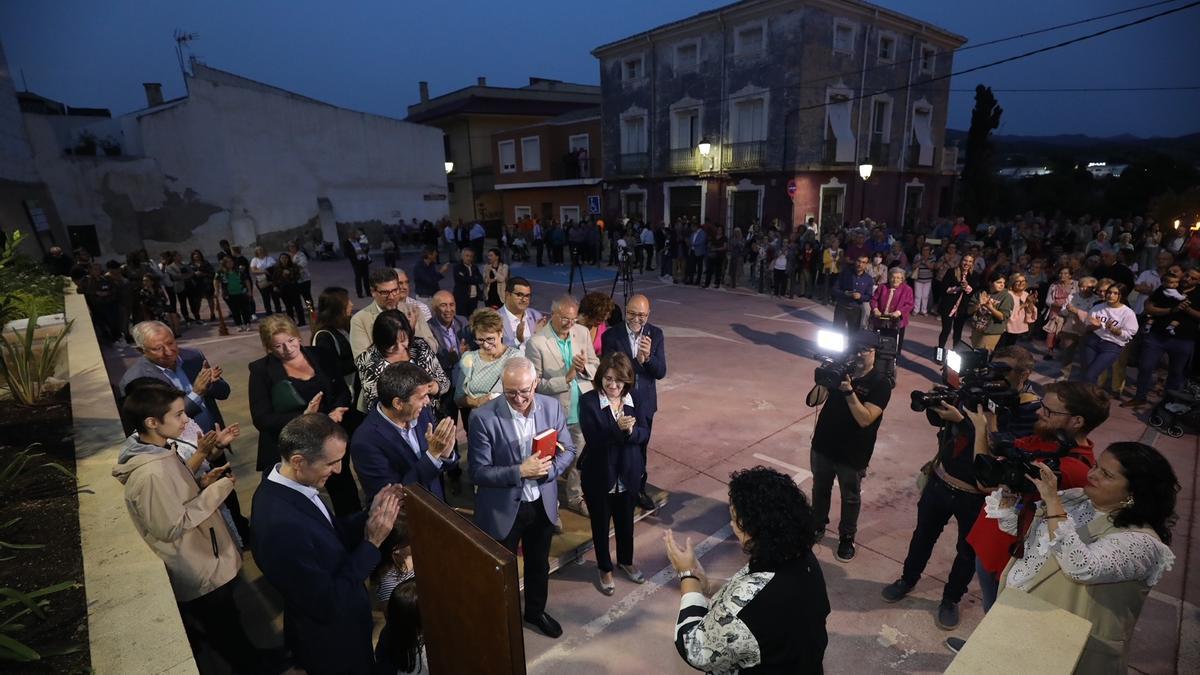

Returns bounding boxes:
[475,335,499,346]
[374,287,401,296]
[503,385,535,398]
[1040,405,1075,417]
[509,291,531,299]
[626,311,649,320]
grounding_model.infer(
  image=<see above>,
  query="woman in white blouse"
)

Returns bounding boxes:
[987,442,1178,674]
[1072,282,1138,385]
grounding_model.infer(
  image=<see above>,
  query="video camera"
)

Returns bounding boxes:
[813,329,877,389]
[974,429,1076,494]
[909,346,1018,416]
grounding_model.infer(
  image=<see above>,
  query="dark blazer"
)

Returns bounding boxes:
[248,346,351,470]
[251,477,378,675]
[427,315,470,374]
[600,322,667,416]
[577,389,648,499]
[452,263,483,316]
[349,405,458,503]
[118,348,230,431]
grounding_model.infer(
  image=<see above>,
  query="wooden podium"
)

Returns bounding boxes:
[406,486,526,675]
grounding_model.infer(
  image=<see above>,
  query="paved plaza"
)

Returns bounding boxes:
[101,254,1198,674]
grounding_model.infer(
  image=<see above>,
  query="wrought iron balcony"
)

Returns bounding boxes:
[668,148,702,174]
[618,152,650,175]
[726,141,766,171]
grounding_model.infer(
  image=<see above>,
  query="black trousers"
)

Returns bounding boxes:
[810,448,865,539]
[899,475,984,604]
[501,499,554,617]
[832,301,862,334]
[583,489,635,572]
[938,311,969,354]
[639,415,655,496]
[704,256,724,287]
[257,285,283,315]
[535,240,544,266]
[225,294,253,325]
[350,259,371,297]
[178,577,262,674]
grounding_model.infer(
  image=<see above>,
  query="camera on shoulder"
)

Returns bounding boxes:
[974,429,1076,494]
[909,346,1018,418]
[813,329,876,389]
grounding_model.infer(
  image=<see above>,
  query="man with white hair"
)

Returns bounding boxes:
[118,321,229,434]
[524,295,598,516]
[468,357,577,638]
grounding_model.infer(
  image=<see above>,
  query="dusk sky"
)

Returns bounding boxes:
[2,0,1197,138]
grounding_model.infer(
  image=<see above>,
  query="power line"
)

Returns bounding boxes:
[949,86,1200,93]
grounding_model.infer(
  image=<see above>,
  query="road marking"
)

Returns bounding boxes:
[527,525,733,673]
[181,332,260,347]
[655,298,682,304]
[751,453,814,483]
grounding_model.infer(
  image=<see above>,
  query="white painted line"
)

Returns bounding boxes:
[181,332,261,347]
[656,298,682,304]
[751,453,814,484]
[527,525,733,672]
[744,313,814,324]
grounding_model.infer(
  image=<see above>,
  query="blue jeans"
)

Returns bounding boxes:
[1134,332,1196,400]
[975,557,999,612]
[1076,334,1124,384]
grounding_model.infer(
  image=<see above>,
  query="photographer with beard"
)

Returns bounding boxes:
[881,346,1041,632]
[805,336,892,563]
[941,381,1109,653]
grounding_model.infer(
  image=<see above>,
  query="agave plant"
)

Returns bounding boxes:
[0,581,82,663]
[0,315,72,407]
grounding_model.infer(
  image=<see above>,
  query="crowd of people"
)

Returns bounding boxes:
[62,209,1195,674]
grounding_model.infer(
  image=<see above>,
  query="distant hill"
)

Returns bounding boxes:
[944,129,1200,167]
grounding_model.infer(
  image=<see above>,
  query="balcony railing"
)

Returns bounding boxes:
[821,139,852,165]
[668,147,701,174]
[726,141,766,171]
[618,152,650,175]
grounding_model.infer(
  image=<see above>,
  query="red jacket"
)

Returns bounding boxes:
[966,436,1095,575]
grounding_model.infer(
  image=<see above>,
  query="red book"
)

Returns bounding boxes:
[533,429,558,459]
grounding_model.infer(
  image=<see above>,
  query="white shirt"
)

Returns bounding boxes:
[250,255,276,282]
[267,464,333,525]
[625,324,641,357]
[376,404,442,468]
[599,392,634,495]
[402,295,432,321]
[1088,304,1139,346]
[506,400,540,502]
[640,228,655,246]
[502,306,531,349]
[1130,269,1161,314]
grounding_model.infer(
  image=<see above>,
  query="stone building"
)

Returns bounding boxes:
[21,62,449,257]
[492,108,602,226]
[406,78,600,226]
[592,0,965,234]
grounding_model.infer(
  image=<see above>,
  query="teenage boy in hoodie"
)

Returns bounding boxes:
[114,385,267,674]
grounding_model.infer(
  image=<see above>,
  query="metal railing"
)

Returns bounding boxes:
[668,148,701,174]
[618,152,650,175]
[725,141,766,171]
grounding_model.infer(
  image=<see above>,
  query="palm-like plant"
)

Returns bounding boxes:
[0,315,72,407]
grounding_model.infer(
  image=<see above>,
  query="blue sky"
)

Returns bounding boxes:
[1,0,1196,137]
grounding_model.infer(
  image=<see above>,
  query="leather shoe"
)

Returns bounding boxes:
[636,491,656,511]
[524,612,563,638]
[936,601,960,630]
[598,571,615,596]
[881,578,915,603]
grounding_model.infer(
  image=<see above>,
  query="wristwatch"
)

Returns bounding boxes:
[678,569,699,583]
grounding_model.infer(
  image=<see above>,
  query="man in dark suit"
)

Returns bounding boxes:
[349,362,458,503]
[600,293,667,510]
[427,290,471,376]
[468,357,576,638]
[251,414,401,675]
[118,320,229,433]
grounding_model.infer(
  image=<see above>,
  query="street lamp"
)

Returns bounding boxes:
[444,161,454,174]
[857,163,873,222]
[697,138,712,157]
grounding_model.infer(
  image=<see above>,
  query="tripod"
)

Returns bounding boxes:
[568,245,588,295]
[610,253,635,303]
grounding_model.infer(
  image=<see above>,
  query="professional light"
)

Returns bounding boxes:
[858,163,874,180]
[697,138,712,157]
[444,161,454,174]
[946,350,963,374]
[816,329,847,353]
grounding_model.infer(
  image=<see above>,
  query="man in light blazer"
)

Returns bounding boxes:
[600,293,667,510]
[118,320,230,432]
[349,267,437,357]
[524,294,598,516]
[468,357,577,639]
[499,276,545,351]
[349,362,458,503]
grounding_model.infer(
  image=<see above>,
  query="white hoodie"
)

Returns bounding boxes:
[1088,304,1139,346]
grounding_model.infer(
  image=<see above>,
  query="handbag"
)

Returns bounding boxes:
[916,454,939,491]
[270,379,308,413]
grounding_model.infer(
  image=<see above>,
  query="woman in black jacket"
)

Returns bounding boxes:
[579,352,649,595]
[935,253,982,363]
[248,314,360,514]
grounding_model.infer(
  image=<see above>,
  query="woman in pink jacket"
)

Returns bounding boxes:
[871,267,916,352]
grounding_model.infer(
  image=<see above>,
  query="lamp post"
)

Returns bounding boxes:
[697,137,712,172]
[858,163,873,223]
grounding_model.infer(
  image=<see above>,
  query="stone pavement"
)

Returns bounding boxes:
[99,252,1198,674]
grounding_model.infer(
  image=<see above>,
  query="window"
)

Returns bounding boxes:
[877,32,896,62]
[919,44,936,74]
[825,91,855,163]
[514,206,532,222]
[671,107,701,149]
[833,20,856,54]
[674,41,699,73]
[734,22,765,56]
[498,139,516,173]
[621,115,647,154]
[520,137,541,172]
[871,97,892,141]
[733,97,766,143]
[623,56,644,81]
[560,205,581,224]
[911,104,934,166]
[568,133,589,155]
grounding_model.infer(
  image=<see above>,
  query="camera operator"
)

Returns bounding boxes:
[805,337,891,563]
[963,381,1109,615]
[881,345,1041,632]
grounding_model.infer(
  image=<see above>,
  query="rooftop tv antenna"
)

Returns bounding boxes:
[174,29,199,93]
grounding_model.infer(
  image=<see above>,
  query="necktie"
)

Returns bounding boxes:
[517,317,526,342]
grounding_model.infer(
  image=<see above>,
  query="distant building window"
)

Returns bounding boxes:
[919,44,936,74]
[733,97,766,143]
[671,107,701,149]
[877,33,896,62]
[872,98,891,138]
[568,133,590,155]
[734,22,765,56]
[825,92,855,163]
[623,56,644,81]
[621,115,647,154]
[515,206,532,222]
[833,20,856,54]
[911,104,934,166]
[675,41,699,73]
[498,140,516,173]
[521,136,541,172]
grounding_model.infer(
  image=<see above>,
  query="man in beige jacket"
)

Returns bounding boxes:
[114,383,266,673]
[349,267,437,357]
[525,294,599,515]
